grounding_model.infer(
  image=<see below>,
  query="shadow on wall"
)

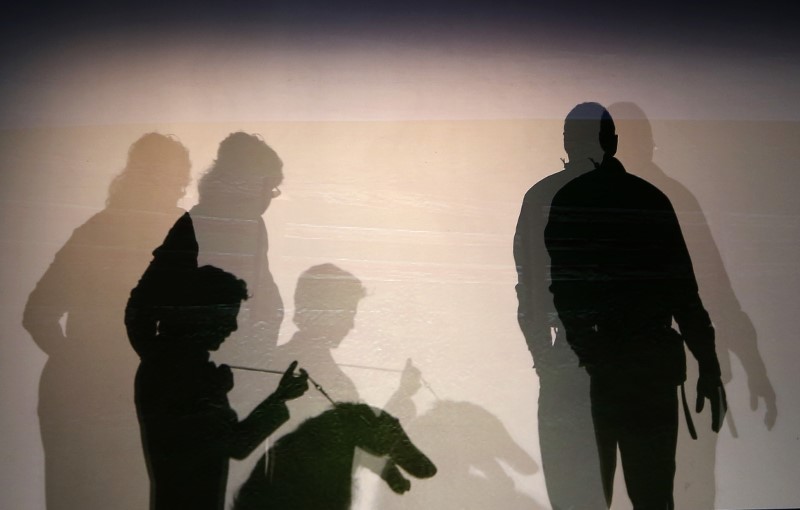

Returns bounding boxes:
[375,399,541,510]
[128,263,309,510]
[21,133,191,510]
[253,264,438,508]
[269,263,368,422]
[543,102,733,509]
[16,115,785,510]
[513,106,611,510]
[234,402,437,510]
[128,252,439,510]
[123,132,292,508]
[188,132,286,367]
[608,102,777,509]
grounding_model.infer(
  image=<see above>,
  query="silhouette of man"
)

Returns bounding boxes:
[608,101,776,508]
[514,104,606,509]
[544,102,727,509]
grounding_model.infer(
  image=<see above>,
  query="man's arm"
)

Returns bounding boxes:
[514,196,558,369]
[23,241,75,355]
[664,201,726,432]
[227,361,308,460]
[543,192,600,369]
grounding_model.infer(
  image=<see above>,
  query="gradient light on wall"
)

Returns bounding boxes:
[2,5,799,509]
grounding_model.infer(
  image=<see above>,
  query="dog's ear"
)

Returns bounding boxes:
[381,462,411,494]
[378,412,437,479]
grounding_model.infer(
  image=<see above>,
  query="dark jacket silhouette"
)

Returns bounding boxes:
[545,150,725,509]
[545,155,720,382]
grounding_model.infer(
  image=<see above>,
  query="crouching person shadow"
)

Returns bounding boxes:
[127,265,308,510]
[233,402,437,510]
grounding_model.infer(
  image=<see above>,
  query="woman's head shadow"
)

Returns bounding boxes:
[107,132,191,212]
[194,132,283,219]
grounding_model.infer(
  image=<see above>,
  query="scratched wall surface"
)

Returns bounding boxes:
[2,2,799,510]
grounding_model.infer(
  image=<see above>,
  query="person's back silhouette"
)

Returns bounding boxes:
[544,102,727,509]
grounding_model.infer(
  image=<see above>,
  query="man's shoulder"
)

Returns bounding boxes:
[523,169,584,204]
[549,168,598,205]
[554,161,673,210]
[155,211,196,249]
[621,171,674,210]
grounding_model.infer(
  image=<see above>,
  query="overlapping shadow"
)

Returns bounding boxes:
[376,399,541,510]
[124,132,291,508]
[188,132,285,366]
[125,132,284,359]
[22,133,191,510]
[608,102,777,508]
[234,264,437,509]
[128,264,307,510]
[268,264,367,420]
[514,107,608,509]
[542,102,728,509]
[234,402,436,510]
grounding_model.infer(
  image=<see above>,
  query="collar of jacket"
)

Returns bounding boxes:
[598,155,626,174]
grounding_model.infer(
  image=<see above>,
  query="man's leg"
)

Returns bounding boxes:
[617,381,679,510]
[589,375,623,508]
[539,367,606,509]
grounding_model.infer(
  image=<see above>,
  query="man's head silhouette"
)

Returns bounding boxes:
[293,264,366,348]
[563,102,617,169]
[197,132,284,216]
[158,265,249,352]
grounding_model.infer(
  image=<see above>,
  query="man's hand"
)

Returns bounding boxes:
[748,372,778,430]
[275,360,309,402]
[397,358,422,397]
[696,375,728,433]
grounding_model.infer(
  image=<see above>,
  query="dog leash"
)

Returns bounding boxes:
[228,364,337,406]
[229,362,439,402]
